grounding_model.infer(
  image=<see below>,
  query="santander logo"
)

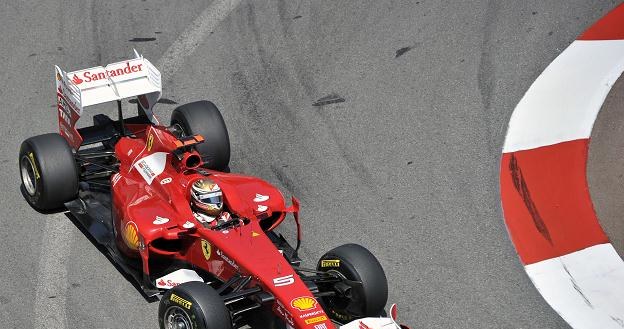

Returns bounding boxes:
[71,74,83,84]
[72,62,143,86]
[156,279,180,288]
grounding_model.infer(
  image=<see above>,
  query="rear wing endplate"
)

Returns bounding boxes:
[55,49,162,149]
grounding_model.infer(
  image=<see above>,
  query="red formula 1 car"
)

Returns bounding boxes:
[18,51,410,329]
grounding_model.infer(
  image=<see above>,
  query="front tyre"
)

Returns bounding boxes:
[170,101,230,171]
[158,282,232,329]
[18,133,79,210]
[317,243,388,323]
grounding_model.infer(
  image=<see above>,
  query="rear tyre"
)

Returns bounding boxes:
[158,282,232,329]
[317,243,388,323]
[18,133,79,210]
[170,101,230,171]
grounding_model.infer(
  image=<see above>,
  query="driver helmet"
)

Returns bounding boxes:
[191,178,223,216]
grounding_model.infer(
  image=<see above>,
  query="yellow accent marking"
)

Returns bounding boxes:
[320,260,340,268]
[28,152,40,180]
[201,240,212,260]
[305,315,328,325]
[170,293,193,309]
[123,222,140,250]
[291,297,317,311]
[146,133,154,151]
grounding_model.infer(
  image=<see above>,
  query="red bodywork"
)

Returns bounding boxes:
[110,125,334,329]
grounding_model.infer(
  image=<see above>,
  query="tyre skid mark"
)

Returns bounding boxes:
[562,262,593,308]
[508,154,552,245]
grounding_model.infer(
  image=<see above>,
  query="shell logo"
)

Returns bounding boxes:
[291,296,317,311]
[123,222,140,250]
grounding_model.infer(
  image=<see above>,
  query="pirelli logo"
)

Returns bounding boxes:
[320,259,340,268]
[305,315,328,324]
[170,293,192,309]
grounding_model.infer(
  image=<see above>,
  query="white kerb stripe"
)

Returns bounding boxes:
[503,40,624,153]
[525,243,624,329]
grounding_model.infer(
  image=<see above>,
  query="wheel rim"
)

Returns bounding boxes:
[20,155,37,196]
[322,270,354,318]
[164,306,192,329]
[171,122,187,138]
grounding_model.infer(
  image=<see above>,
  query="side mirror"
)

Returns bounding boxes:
[390,303,398,321]
[389,303,411,329]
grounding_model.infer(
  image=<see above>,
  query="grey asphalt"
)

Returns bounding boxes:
[0,1,619,328]
[588,75,624,255]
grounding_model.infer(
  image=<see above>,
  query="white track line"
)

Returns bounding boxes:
[33,217,71,329]
[157,0,243,78]
[33,1,242,328]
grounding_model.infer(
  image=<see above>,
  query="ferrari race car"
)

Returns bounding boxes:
[18,51,410,329]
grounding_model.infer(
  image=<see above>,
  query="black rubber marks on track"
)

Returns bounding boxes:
[395,46,412,58]
[509,154,553,244]
[312,94,346,107]
[129,37,157,42]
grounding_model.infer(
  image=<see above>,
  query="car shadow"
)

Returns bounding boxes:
[20,182,161,302]
[63,211,159,303]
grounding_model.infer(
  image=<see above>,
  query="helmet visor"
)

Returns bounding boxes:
[196,191,223,206]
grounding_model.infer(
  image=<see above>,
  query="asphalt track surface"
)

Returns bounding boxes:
[0,1,620,328]
[589,76,624,257]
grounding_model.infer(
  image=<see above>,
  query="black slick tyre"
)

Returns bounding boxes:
[317,243,388,323]
[18,133,79,210]
[158,281,232,329]
[170,101,230,171]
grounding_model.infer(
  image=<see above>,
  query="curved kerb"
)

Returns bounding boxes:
[499,5,624,329]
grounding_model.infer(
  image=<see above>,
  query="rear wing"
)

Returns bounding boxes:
[55,50,162,149]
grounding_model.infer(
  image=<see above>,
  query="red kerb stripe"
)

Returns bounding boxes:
[579,4,624,40]
[500,139,608,265]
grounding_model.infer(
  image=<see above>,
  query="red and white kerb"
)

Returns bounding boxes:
[500,5,624,328]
